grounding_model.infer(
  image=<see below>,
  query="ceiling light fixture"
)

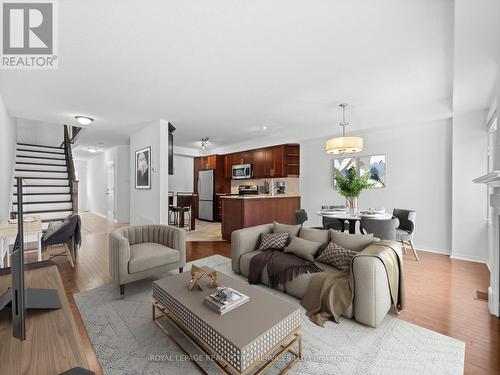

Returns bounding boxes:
[75,115,94,126]
[201,137,209,150]
[88,147,97,153]
[262,125,268,130]
[325,103,363,155]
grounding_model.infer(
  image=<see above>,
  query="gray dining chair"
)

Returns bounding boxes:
[295,209,324,229]
[360,216,400,241]
[322,216,345,232]
[295,209,308,228]
[393,208,418,261]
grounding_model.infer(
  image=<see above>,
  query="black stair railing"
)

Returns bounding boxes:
[63,125,79,214]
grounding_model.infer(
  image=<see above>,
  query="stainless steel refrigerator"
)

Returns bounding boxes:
[198,170,214,221]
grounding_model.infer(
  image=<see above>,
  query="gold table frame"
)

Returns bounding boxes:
[152,299,302,375]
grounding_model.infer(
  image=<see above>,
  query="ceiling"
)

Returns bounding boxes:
[0,0,488,154]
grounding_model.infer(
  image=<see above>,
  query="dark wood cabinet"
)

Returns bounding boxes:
[224,154,238,179]
[223,144,300,179]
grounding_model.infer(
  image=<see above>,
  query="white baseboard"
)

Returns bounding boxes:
[88,211,108,219]
[449,253,488,264]
[488,286,499,317]
[415,246,450,255]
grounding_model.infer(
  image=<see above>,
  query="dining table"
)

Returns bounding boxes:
[316,210,393,234]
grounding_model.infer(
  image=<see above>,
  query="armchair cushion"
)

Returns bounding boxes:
[128,243,180,274]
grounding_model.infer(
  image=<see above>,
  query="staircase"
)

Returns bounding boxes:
[11,126,79,230]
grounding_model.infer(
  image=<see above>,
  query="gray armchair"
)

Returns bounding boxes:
[108,225,186,296]
[360,216,400,240]
[393,209,418,261]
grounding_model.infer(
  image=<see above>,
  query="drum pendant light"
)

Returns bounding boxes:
[325,103,363,155]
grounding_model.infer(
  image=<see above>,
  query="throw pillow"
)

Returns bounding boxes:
[257,232,289,251]
[316,241,357,270]
[299,227,330,250]
[330,230,377,252]
[284,236,323,262]
[273,222,301,238]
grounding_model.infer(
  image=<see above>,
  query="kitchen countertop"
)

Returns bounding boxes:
[220,195,300,199]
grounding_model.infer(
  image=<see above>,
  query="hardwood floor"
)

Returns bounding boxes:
[26,213,499,374]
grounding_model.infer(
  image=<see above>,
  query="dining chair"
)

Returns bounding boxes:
[295,209,308,228]
[393,208,418,261]
[176,192,194,230]
[360,217,400,240]
[321,216,345,232]
[41,214,81,267]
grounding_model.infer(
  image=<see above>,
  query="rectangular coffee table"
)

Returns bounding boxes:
[152,268,302,375]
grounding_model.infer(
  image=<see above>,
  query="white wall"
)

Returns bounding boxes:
[0,95,17,222]
[451,110,488,262]
[168,154,194,192]
[300,120,453,253]
[115,145,131,223]
[86,145,130,222]
[16,119,63,147]
[74,159,88,212]
[130,119,169,225]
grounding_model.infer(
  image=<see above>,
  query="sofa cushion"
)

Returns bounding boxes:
[284,236,322,261]
[273,222,301,238]
[239,250,284,291]
[299,228,330,250]
[316,242,357,270]
[257,232,289,251]
[330,230,377,252]
[128,243,180,274]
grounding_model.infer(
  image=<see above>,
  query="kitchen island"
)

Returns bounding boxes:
[221,195,300,241]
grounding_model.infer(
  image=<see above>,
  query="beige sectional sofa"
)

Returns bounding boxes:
[231,223,402,327]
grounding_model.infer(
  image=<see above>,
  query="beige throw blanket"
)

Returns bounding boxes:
[301,241,405,327]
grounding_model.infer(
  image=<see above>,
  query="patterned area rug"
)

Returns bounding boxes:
[74,255,465,375]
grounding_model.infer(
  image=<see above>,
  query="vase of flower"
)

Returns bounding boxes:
[334,166,372,214]
[346,196,358,213]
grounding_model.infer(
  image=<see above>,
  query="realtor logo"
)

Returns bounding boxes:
[1,0,58,69]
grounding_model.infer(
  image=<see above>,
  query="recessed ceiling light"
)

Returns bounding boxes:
[88,147,97,153]
[262,125,268,130]
[75,116,94,125]
[97,142,104,145]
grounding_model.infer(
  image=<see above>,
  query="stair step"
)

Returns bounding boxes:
[16,211,73,222]
[15,176,69,182]
[17,143,64,150]
[15,162,68,171]
[14,192,70,196]
[17,148,65,155]
[16,168,67,173]
[14,194,72,203]
[18,186,71,194]
[13,202,73,212]
[12,208,73,214]
[16,150,66,159]
[15,171,69,179]
[13,200,72,205]
[16,155,67,162]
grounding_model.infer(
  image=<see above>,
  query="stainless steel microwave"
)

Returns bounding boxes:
[232,164,252,179]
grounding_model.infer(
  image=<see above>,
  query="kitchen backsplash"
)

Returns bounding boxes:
[231,177,300,196]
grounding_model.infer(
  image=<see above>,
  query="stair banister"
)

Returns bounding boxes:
[63,125,78,214]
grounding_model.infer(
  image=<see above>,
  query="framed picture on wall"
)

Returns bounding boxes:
[333,157,357,188]
[135,146,151,189]
[358,154,386,188]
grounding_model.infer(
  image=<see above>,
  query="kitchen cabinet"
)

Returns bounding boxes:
[223,144,300,179]
[221,196,301,240]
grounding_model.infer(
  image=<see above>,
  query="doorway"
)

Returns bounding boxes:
[107,161,115,221]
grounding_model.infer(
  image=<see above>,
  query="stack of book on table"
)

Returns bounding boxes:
[204,287,250,315]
